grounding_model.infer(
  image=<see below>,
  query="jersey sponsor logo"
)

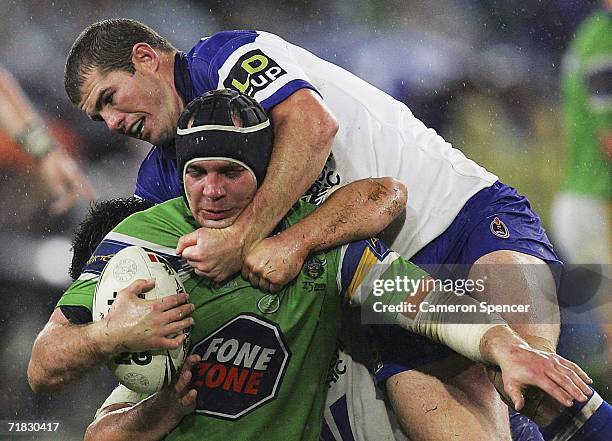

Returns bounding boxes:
[490,216,510,239]
[83,240,128,275]
[191,314,291,419]
[86,254,114,266]
[223,49,287,96]
[306,154,341,205]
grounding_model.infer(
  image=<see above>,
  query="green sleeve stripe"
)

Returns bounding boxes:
[56,279,97,311]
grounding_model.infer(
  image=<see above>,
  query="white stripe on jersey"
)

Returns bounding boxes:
[104,232,177,256]
[103,233,192,282]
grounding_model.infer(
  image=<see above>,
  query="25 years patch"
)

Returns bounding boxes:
[224,49,287,96]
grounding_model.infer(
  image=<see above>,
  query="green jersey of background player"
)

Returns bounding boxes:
[561,5,612,199]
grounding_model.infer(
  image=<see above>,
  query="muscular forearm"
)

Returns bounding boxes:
[85,397,182,441]
[28,314,114,393]
[361,271,506,363]
[237,89,338,246]
[399,288,507,363]
[288,178,406,254]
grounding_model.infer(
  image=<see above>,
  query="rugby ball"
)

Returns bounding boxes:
[93,246,190,394]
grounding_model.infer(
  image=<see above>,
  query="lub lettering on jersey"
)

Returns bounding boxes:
[191,314,291,419]
[223,49,287,96]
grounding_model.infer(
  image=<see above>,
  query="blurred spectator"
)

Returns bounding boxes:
[0,66,96,214]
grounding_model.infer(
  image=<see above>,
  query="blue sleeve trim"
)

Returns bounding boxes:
[340,241,369,293]
[260,79,319,111]
[339,238,391,294]
[364,237,391,261]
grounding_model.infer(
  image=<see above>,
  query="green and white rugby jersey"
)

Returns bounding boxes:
[59,196,426,441]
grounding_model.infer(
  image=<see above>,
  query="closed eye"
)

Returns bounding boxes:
[223,170,243,179]
[103,91,114,106]
[186,167,205,178]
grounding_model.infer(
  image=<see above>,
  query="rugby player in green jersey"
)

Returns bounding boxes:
[29,90,593,441]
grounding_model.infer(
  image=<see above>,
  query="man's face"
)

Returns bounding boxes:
[79,66,182,146]
[184,160,257,228]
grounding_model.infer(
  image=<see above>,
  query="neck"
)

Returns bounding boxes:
[159,50,186,112]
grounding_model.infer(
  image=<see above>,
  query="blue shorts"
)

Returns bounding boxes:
[374,180,561,382]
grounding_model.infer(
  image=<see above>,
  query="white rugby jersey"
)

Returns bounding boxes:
[137,30,498,259]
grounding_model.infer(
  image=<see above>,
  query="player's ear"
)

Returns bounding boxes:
[131,43,160,73]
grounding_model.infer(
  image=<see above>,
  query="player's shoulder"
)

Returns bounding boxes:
[281,196,318,228]
[114,197,190,236]
[135,146,181,203]
[190,30,260,60]
[189,29,292,72]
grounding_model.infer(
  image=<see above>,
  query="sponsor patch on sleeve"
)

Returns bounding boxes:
[223,49,287,97]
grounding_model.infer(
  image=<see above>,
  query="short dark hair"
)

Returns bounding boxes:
[64,18,175,105]
[69,197,153,280]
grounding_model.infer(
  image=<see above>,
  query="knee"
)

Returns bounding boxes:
[386,359,511,441]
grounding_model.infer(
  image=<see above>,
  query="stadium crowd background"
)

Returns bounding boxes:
[0,1,606,439]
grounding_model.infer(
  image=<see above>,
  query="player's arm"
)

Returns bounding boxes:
[177,88,338,281]
[28,280,193,393]
[84,355,200,441]
[243,177,407,292]
[245,88,339,237]
[341,241,593,410]
[0,66,96,213]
